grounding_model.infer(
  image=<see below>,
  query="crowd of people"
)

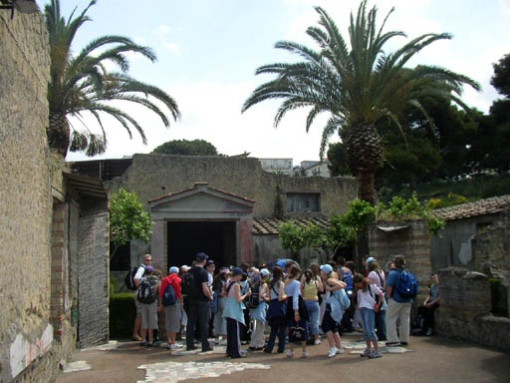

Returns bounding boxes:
[130,252,440,360]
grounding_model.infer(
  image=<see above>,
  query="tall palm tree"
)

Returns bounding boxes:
[242,1,479,204]
[45,0,180,156]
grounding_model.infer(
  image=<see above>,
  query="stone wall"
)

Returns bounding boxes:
[0,10,57,383]
[368,220,432,306]
[436,268,510,350]
[107,154,357,218]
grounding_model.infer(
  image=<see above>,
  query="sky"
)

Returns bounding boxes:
[35,0,510,165]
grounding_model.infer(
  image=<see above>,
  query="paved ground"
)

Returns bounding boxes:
[56,334,510,383]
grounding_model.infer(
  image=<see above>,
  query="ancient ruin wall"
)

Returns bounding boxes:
[107,154,357,217]
[0,10,56,382]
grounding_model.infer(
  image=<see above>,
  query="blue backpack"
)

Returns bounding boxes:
[396,270,419,299]
[162,283,177,306]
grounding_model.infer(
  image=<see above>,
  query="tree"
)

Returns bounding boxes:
[242,1,478,204]
[45,0,180,156]
[152,139,218,155]
[491,53,510,98]
[110,188,153,260]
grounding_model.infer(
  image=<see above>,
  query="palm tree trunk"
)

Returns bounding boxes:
[356,171,376,205]
[47,112,70,156]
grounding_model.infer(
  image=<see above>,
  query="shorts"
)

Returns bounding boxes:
[321,304,340,333]
[135,297,142,317]
[164,301,181,333]
[141,301,158,330]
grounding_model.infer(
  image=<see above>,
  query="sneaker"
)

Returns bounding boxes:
[368,350,382,359]
[314,339,321,345]
[263,347,272,354]
[286,350,295,359]
[170,343,182,350]
[385,341,400,347]
[360,348,371,357]
[301,351,310,358]
[400,342,409,346]
[140,341,148,347]
[328,347,338,358]
[336,348,344,355]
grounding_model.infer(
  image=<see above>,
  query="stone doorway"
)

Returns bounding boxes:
[167,220,236,268]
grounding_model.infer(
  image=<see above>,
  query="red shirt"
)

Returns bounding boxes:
[160,273,182,299]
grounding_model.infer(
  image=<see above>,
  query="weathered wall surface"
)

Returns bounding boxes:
[368,221,432,306]
[0,10,56,382]
[107,154,357,218]
[436,268,510,350]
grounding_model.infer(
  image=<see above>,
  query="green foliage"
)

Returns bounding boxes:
[329,214,357,246]
[278,222,307,253]
[491,53,510,98]
[109,293,136,338]
[376,193,445,236]
[341,199,376,232]
[152,139,218,156]
[110,188,153,255]
[327,142,351,176]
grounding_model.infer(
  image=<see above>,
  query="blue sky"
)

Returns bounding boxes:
[35,0,510,164]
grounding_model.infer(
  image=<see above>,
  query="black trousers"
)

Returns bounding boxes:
[185,300,210,351]
[226,318,242,358]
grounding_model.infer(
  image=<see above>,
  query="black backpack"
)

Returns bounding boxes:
[181,270,198,298]
[245,285,260,309]
[137,277,157,304]
[125,265,145,291]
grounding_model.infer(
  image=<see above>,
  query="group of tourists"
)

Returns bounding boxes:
[130,252,440,360]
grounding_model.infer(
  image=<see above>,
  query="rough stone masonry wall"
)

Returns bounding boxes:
[0,10,58,383]
[107,154,357,218]
[368,220,432,308]
[436,268,510,350]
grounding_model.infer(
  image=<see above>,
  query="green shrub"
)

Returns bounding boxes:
[109,293,136,338]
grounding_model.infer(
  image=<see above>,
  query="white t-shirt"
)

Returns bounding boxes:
[357,284,383,310]
[368,270,386,289]
[134,264,146,283]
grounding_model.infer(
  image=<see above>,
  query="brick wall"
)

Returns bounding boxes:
[0,10,57,382]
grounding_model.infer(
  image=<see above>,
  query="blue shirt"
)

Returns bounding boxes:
[386,269,413,303]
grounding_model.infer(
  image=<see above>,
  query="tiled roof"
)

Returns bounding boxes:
[432,195,510,222]
[252,217,330,235]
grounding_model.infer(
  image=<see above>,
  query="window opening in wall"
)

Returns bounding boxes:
[110,242,131,271]
[286,193,320,213]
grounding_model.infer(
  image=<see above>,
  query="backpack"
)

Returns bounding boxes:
[137,277,157,304]
[162,282,177,306]
[181,270,198,298]
[125,265,145,291]
[339,267,354,292]
[396,270,419,299]
[245,285,260,309]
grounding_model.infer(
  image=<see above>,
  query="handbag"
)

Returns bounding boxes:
[266,287,286,320]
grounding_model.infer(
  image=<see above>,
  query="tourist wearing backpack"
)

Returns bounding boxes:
[184,252,214,352]
[159,266,183,350]
[385,254,415,347]
[137,265,160,347]
[131,254,152,341]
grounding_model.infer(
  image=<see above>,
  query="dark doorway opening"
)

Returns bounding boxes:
[167,221,236,269]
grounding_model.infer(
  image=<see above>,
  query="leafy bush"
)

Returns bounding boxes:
[109,293,136,338]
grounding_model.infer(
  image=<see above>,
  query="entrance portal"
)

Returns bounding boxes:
[167,221,236,268]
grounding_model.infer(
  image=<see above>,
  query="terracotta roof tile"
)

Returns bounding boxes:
[252,217,330,235]
[432,195,510,222]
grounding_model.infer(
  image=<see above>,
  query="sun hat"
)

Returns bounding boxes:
[169,266,179,274]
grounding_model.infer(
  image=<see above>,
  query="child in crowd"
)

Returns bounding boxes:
[222,267,251,358]
[159,266,183,350]
[249,268,270,351]
[320,264,347,358]
[264,266,287,354]
[354,273,383,358]
[285,265,309,358]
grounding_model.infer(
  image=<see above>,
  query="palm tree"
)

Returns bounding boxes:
[45,0,180,156]
[242,1,479,204]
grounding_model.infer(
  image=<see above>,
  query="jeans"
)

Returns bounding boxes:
[305,300,320,336]
[375,309,387,340]
[360,307,377,342]
[226,318,242,358]
[265,317,286,352]
[185,300,210,350]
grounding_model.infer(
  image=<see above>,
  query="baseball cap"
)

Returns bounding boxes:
[232,267,246,277]
[169,266,179,274]
[260,268,270,277]
[276,259,287,268]
[320,264,333,274]
[145,265,154,273]
[195,252,209,262]
[366,257,376,265]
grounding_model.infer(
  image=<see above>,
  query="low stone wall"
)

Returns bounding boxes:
[436,267,510,350]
